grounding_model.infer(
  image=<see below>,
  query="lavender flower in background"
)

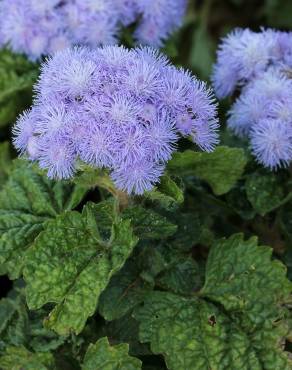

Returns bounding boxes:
[13,46,219,195]
[212,28,292,169]
[0,0,188,60]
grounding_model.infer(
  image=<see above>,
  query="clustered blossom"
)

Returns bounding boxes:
[0,0,188,60]
[13,46,219,195]
[212,28,292,169]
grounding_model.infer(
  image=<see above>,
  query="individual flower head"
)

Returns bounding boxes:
[227,68,292,137]
[75,14,119,47]
[212,28,279,99]
[211,61,239,100]
[13,108,38,154]
[250,119,292,169]
[227,88,269,137]
[145,110,178,162]
[0,0,63,60]
[34,101,72,137]
[116,0,138,26]
[232,29,274,80]
[134,0,188,47]
[277,31,292,67]
[100,93,143,126]
[78,121,115,168]
[269,98,292,123]
[211,29,243,98]
[114,124,148,167]
[176,79,219,151]
[14,45,219,195]
[36,47,98,101]
[111,160,165,195]
[38,134,77,179]
[122,56,162,100]
[0,4,32,54]
[158,67,192,114]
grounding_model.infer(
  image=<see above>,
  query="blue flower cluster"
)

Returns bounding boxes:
[13,46,219,195]
[0,0,188,60]
[212,29,292,169]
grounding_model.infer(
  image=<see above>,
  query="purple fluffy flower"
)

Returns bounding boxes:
[213,28,292,169]
[0,0,188,60]
[251,119,292,169]
[111,160,165,195]
[134,0,188,47]
[38,135,77,179]
[13,108,37,154]
[13,46,219,194]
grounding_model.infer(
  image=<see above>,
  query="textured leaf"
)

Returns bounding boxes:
[99,314,151,356]
[0,160,87,278]
[75,166,117,195]
[201,234,292,327]
[0,142,12,187]
[122,206,177,239]
[99,258,153,321]
[167,212,203,251]
[134,291,292,370]
[134,234,292,369]
[226,181,256,220]
[82,337,142,370]
[157,254,201,294]
[245,172,291,216]
[99,240,201,320]
[168,147,247,195]
[145,175,184,210]
[0,346,55,370]
[24,203,138,335]
[0,295,28,353]
[0,291,65,355]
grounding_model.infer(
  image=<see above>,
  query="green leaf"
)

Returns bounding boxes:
[0,50,38,127]
[0,160,87,279]
[168,147,247,195]
[189,24,215,79]
[134,292,292,370]
[99,239,201,320]
[122,206,177,239]
[134,234,292,369]
[99,258,154,321]
[99,314,151,357]
[157,254,201,294]
[245,172,291,216]
[0,346,55,370]
[0,142,12,187]
[0,290,65,355]
[145,175,184,210]
[82,337,142,370]
[167,212,203,251]
[74,166,117,195]
[201,234,292,327]
[0,295,28,353]
[226,181,256,220]
[24,203,138,335]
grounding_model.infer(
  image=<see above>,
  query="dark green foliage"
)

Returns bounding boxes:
[1,1,292,369]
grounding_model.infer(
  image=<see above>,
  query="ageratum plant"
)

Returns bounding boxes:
[212,29,292,169]
[13,46,218,194]
[1,2,292,370]
[0,0,187,60]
